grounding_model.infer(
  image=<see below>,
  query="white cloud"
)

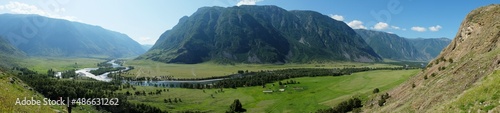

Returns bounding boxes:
[373,22,389,30]
[134,37,158,45]
[329,14,344,21]
[236,0,263,6]
[429,25,442,32]
[347,20,366,29]
[411,26,427,32]
[391,26,400,30]
[0,2,77,21]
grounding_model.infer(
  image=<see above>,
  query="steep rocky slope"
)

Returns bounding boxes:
[364,4,500,112]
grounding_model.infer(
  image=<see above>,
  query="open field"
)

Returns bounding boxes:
[17,57,106,73]
[124,59,404,78]
[118,69,419,112]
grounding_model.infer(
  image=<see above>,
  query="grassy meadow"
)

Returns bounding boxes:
[16,57,106,73]
[123,59,402,79]
[118,69,419,112]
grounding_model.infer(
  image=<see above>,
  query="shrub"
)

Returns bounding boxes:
[378,93,390,106]
[316,97,363,113]
[227,99,246,113]
[378,99,386,106]
[424,75,428,80]
[373,88,380,94]
[438,66,446,71]
[426,63,433,68]
[412,83,416,88]
[431,73,437,77]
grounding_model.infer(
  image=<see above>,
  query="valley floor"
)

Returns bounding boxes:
[124,60,402,79]
[117,69,419,112]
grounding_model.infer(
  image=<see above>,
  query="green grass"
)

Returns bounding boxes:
[0,69,105,113]
[118,69,419,112]
[0,72,60,112]
[441,70,500,112]
[17,57,106,73]
[124,59,400,78]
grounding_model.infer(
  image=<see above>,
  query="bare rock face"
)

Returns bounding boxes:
[364,4,500,112]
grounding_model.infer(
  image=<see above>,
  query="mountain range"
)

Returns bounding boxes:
[355,29,451,61]
[406,37,452,59]
[0,14,145,58]
[138,5,382,64]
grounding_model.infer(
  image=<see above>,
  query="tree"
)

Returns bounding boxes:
[227,99,246,113]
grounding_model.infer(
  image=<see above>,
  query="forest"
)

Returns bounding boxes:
[10,67,168,113]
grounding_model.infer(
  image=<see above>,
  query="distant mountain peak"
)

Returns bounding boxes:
[0,14,145,58]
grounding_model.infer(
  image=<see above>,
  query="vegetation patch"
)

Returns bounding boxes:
[442,70,500,112]
[117,69,418,112]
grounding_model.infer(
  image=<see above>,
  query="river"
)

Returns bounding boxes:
[55,60,129,82]
[65,59,228,87]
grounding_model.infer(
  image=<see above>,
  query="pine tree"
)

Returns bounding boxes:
[227,99,246,113]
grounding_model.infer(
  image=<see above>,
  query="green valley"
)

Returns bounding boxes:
[117,69,419,112]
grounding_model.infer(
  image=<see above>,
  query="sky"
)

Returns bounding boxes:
[0,0,498,45]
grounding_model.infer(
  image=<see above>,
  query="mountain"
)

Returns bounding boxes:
[0,36,24,57]
[364,4,500,112]
[407,37,452,59]
[141,44,154,51]
[0,14,145,58]
[354,29,428,61]
[0,36,24,68]
[139,5,381,64]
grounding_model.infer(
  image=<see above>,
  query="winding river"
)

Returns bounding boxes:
[73,60,129,82]
[68,60,228,87]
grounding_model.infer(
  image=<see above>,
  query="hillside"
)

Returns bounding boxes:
[0,36,24,68]
[0,14,145,58]
[139,5,382,64]
[0,36,24,57]
[0,71,57,112]
[407,37,452,59]
[354,29,427,61]
[364,4,500,112]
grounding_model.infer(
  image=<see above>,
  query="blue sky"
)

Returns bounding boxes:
[0,0,498,44]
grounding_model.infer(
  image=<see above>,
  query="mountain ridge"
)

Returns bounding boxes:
[354,29,429,61]
[0,14,145,58]
[406,37,452,59]
[139,5,382,64]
